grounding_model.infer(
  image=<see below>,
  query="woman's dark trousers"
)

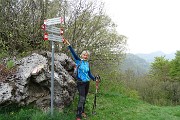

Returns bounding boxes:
[76,81,89,118]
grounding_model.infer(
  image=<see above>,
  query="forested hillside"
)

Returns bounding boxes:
[120,53,150,76]
[122,51,180,106]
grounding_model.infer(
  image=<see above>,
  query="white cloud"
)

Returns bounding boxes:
[101,0,180,54]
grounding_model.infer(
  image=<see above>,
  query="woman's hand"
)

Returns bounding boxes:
[95,75,101,82]
[62,38,70,45]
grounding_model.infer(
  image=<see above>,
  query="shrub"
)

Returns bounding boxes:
[6,60,15,69]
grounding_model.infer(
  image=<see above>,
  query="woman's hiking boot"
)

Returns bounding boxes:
[82,113,87,118]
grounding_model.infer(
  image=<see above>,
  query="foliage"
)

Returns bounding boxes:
[149,50,180,82]
[0,0,127,63]
[6,60,15,69]
[132,76,180,106]
[169,51,180,81]
[150,56,171,81]
[122,51,180,106]
[58,0,127,64]
[0,0,45,55]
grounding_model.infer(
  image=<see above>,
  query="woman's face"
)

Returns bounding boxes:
[82,53,89,60]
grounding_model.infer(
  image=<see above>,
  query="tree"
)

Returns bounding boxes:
[169,51,180,81]
[150,56,170,81]
[0,0,127,61]
[0,0,48,55]
[60,0,127,68]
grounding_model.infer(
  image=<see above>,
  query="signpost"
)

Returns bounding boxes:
[46,26,61,34]
[41,17,64,116]
[44,17,63,25]
[48,34,63,42]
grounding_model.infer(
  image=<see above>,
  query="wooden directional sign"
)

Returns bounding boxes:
[44,17,63,26]
[46,26,60,34]
[48,34,63,42]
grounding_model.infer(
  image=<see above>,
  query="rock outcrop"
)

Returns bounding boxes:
[0,52,76,110]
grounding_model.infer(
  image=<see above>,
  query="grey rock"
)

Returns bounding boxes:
[0,52,76,109]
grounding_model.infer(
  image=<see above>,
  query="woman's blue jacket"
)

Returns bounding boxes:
[68,45,95,82]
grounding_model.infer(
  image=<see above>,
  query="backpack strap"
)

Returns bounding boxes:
[77,60,82,69]
[74,60,82,80]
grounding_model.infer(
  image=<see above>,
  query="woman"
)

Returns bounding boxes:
[63,38,99,120]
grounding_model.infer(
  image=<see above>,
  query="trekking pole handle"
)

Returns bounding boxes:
[95,75,101,81]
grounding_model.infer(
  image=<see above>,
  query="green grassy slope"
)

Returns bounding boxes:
[0,81,180,120]
[88,92,180,120]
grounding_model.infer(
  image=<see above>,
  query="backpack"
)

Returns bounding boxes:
[73,61,82,78]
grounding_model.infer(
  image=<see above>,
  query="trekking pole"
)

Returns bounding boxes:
[92,75,101,115]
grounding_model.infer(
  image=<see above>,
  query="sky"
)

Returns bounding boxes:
[100,0,180,54]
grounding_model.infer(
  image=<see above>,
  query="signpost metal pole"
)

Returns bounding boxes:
[50,41,55,116]
[42,16,64,116]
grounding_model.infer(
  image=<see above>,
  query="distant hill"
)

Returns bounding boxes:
[120,51,175,76]
[136,51,175,63]
[120,53,150,75]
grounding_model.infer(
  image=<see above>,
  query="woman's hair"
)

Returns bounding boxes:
[80,50,90,59]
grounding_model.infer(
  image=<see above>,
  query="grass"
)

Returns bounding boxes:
[6,60,15,69]
[88,92,180,120]
[0,79,180,120]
